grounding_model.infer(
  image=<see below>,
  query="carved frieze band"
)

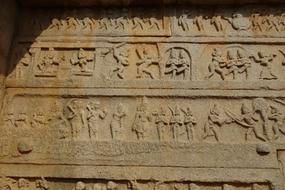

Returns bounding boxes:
[0,177,271,190]
[6,43,285,88]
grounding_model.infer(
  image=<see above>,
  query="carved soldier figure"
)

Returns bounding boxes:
[136,47,160,79]
[16,50,31,79]
[110,103,127,140]
[268,106,285,140]
[169,106,183,142]
[178,11,191,31]
[31,109,48,128]
[70,48,94,74]
[210,15,225,32]
[82,17,96,31]
[152,107,168,141]
[203,104,225,142]
[67,99,88,140]
[225,50,239,79]
[35,177,49,190]
[132,16,145,30]
[262,14,280,32]
[250,51,278,80]
[225,103,266,141]
[251,14,263,32]
[206,48,226,80]
[236,49,251,79]
[48,18,63,31]
[132,97,151,140]
[193,15,205,31]
[87,101,107,140]
[181,107,197,142]
[66,17,80,30]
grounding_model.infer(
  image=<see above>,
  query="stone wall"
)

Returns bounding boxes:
[1,1,285,190]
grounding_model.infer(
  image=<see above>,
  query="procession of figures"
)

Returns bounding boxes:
[0,177,269,190]
[11,44,285,81]
[3,97,285,143]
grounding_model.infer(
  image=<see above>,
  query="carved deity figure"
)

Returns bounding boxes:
[210,16,225,32]
[169,106,183,142]
[31,109,48,128]
[132,97,151,140]
[35,177,49,190]
[136,47,160,79]
[152,107,168,141]
[181,107,197,142]
[164,49,190,80]
[70,48,94,75]
[250,51,278,80]
[225,103,266,142]
[37,48,60,76]
[104,43,129,79]
[203,104,226,142]
[74,182,86,190]
[87,101,107,140]
[178,11,191,31]
[110,103,127,140]
[67,99,88,140]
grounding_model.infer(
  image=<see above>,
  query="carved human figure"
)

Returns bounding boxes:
[106,181,118,190]
[132,16,145,30]
[67,99,88,140]
[169,106,183,142]
[110,103,127,140]
[224,50,239,79]
[252,98,272,140]
[279,13,285,31]
[210,16,225,32]
[225,13,251,31]
[203,104,225,142]
[178,12,191,31]
[74,182,86,190]
[262,14,280,32]
[0,177,16,190]
[251,14,263,32]
[70,48,94,74]
[66,17,81,30]
[129,180,143,190]
[132,97,151,140]
[193,16,205,31]
[181,107,197,142]
[235,49,251,79]
[114,8,129,30]
[206,48,226,80]
[16,50,31,79]
[6,113,29,128]
[18,179,29,190]
[225,103,266,141]
[152,107,168,141]
[105,43,129,79]
[136,47,160,79]
[48,18,62,31]
[35,177,49,190]
[82,17,96,31]
[164,49,190,80]
[31,109,48,128]
[87,101,107,140]
[250,51,277,80]
[268,106,285,140]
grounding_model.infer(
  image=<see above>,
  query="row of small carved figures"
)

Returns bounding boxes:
[0,177,266,190]
[42,13,285,33]
[3,98,285,142]
[47,16,162,32]
[178,13,285,32]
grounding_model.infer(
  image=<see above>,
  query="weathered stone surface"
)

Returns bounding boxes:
[1,1,285,190]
